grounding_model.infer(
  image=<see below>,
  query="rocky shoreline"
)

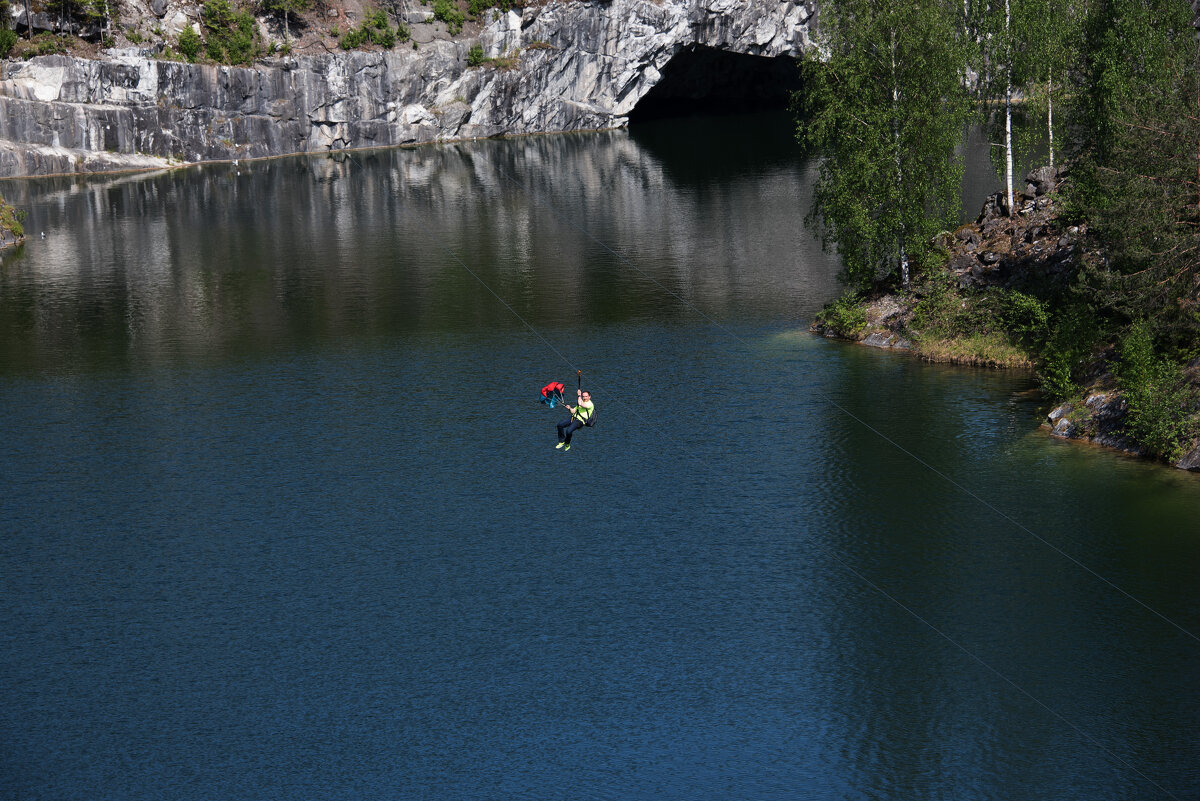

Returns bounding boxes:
[811,168,1200,473]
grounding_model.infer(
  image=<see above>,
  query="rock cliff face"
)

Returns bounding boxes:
[0,0,814,177]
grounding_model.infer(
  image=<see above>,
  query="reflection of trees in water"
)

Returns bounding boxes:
[0,124,841,373]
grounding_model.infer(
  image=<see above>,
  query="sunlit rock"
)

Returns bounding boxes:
[0,0,813,177]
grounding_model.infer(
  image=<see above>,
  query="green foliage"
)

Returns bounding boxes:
[0,27,16,58]
[177,25,202,61]
[0,196,24,240]
[44,0,114,28]
[433,0,464,34]
[794,0,972,290]
[201,0,261,65]
[1116,320,1198,459]
[815,292,869,338]
[1064,0,1200,343]
[466,43,484,66]
[1011,0,1082,169]
[373,25,396,47]
[468,0,513,15]
[339,25,368,48]
[967,0,1082,187]
[910,275,1009,341]
[1036,302,1102,400]
[998,290,1050,349]
[339,8,398,49]
[906,277,1053,367]
[259,0,310,21]
[0,0,14,58]
[364,7,388,28]
[909,273,962,336]
[24,33,69,56]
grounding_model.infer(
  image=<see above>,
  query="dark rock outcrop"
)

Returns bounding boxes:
[1045,381,1147,457]
[947,166,1078,295]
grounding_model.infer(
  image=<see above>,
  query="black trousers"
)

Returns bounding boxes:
[557,418,584,444]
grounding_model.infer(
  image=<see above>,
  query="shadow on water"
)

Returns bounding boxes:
[629,110,809,184]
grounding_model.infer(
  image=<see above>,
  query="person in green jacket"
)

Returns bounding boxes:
[556,389,594,450]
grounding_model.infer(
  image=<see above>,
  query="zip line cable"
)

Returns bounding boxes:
[420,221,658,429]
[347,143,1197,642]
[340,148,657,430]
[339,147,1187,797]
[482,153,1200,648]
[821,545,1184,801]
[467,151,1192,797]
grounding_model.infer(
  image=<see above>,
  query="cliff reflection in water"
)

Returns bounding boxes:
[0,114,841,375]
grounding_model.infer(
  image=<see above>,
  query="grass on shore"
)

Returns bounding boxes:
[910,331,1034,368]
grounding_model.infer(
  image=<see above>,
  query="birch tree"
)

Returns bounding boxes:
[260,0,310,43]
[971,0,1022,215]
[796,0,972,289]
[1013,0,1083,169]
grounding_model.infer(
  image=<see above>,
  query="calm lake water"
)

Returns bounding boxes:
[2,114,1198,801]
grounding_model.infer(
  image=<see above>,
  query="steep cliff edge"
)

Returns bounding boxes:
[0,0,814,177]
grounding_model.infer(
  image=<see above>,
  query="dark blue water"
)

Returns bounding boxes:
[2,115,1198,800]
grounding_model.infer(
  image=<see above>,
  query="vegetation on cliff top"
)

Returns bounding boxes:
[799,0,1200,462]
[0,195,26,245]
[0,0,525,62]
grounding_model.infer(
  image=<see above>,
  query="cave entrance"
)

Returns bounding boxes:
[627,45,803,122]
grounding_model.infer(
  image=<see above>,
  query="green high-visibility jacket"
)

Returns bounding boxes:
[573,401,594,425]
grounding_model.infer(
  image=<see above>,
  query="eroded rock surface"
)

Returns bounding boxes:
[0,0,814,176]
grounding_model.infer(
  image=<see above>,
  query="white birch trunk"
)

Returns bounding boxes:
[891,30,909,286]
[1005,83,1014,213]
[1047,73,1054,168]
[1004,0,1015,216]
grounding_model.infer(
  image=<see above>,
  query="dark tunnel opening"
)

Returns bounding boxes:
[627,45,803,122]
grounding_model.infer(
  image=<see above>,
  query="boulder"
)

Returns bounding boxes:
[977,191,1004,224]
[1047,403,1073,423]
[947,253,976,273]
[1051,417,1076,438]
[1175,442,1200,471]
[955,226,981,245]
[1024,165,1058,196]
[162,11,191,36]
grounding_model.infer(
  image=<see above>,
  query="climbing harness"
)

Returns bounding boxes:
[543,372,596,425]
[575,371,596,427]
